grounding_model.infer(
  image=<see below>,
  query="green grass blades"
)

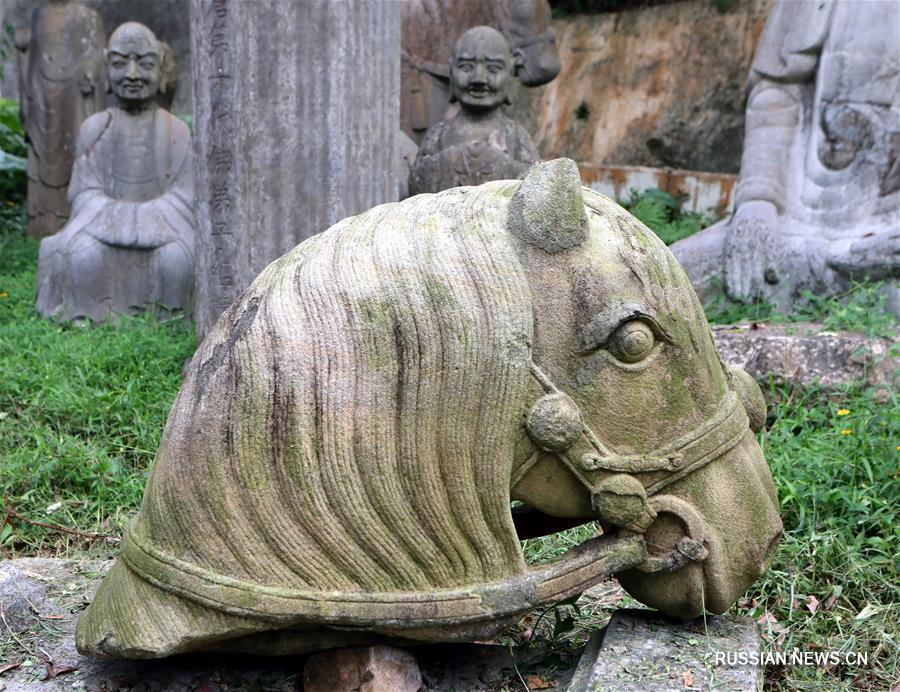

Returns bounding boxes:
[738,383,899,690]
[705,280,899,339]
[620,187,715,246]
[0,213,195,556]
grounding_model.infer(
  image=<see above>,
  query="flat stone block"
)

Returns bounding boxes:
[712,322,897,388]
[568,608,761,692]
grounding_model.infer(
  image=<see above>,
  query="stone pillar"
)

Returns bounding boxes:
[191,0,400,340]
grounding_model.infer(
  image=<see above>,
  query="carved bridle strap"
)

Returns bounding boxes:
[527,362,748,491]
[525,362,751,572]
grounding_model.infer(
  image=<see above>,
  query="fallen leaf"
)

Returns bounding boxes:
[525,674,555,689]
[682,669,695,688]
[41,663,77,681]
[854,604,880,620]
[0,662,21,675]
[45,502,62,514]
[806,595,819,614]
[757,612,776,626]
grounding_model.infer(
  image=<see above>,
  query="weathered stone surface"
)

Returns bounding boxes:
[0,558,321,690]
[712,323,898,389]
[15,0,106,238]
[513,0,773,174]
[0,558,597,690]
[568,608,761,691]
[672,0,900,311]
[77,161,780,658]
[303,646,423,692]
[397,130,420,201]
[2,0,193,115]
[191,0,401,341]
[0,562,52,636]
[401,0,559,145]
[409,26,540,195]
[35,23,195,323]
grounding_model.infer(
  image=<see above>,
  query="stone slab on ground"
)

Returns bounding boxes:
[712,322,897,388]
[568,608,761,692]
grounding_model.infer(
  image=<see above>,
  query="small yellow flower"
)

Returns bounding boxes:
[0,291,7,299]
[837,409,850,416]
[840,429,852,436]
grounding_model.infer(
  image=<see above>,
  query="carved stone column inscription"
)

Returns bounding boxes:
[191,0,400,340]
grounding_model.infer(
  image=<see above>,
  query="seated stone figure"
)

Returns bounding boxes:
[408,26,539,195]
[36,22,194,323]
[671,0,899,312]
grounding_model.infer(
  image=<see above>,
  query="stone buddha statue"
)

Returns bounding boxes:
[36,22,195,324]
[408,26,539,195]
[672,0,899,311]
[16,0,106,237]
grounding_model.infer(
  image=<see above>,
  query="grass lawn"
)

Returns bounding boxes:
[1,203,897,690]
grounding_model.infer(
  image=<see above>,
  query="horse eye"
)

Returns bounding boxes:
[608,320,655,363]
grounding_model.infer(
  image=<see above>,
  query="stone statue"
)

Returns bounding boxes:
[156,41,179,112]
[35,23,194,323]
[672,0,900,311]
[408,27,540,195]
[77,159,781,658]
[15,0,106,237]
[402,0,560,144]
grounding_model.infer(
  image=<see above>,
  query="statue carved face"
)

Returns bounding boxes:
[450,26,515,113]
[107,23,163,108]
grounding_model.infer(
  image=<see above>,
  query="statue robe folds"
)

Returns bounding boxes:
[409,118,539,195]
[36,107,195,323]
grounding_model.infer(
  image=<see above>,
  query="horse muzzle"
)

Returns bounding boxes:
[614,369,782,618]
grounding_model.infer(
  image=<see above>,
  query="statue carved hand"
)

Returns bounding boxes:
[724,200,779,302]
[464,139,488,158]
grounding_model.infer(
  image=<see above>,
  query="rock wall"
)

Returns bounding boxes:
[513,0,773,173]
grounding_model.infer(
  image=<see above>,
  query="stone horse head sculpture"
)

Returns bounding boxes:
[77,159,782,658]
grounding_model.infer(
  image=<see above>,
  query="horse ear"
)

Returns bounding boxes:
[508,158,588,253]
